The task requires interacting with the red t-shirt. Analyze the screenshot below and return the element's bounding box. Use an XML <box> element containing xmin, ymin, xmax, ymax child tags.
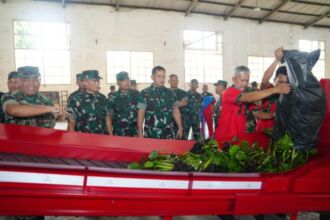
<box><xmin>214</xmin><ymin>87</ymin><xmax>246</xmax><ymax>143</ymax></box>
<box><xmin>256</xmin><ymin>84</ymin><xmax>277</xmax><ymax>132</ymax></box>
<box><xmin>256</xmin><ymin>99</ymin><xmax>277</xmax><ymax>132</ymax></box>
<box><xmin>214</xmin><ymin>87</ymin><xmax>270</xmax><ymax>148</ymax></box>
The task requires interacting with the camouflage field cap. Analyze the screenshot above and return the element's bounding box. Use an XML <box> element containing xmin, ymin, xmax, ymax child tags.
<box><xmin>76</xmin><ymin>73</ymin><xmax>84</xmax><ymax>81</ymax></box>
<box><xmin>214</xmin><ymin>80</ymin><xmax>228</xmax><ymax>88</ymax></box>
<box><xmin>8</xmin><ymin>71</ymin><xmax>19</xmax><ymax>80</ymax></box>
<box><xmin>83</xmin><ymin>70</ymin><xmax>102</xmax><ymax>80</ymax></box>
<box><xmin>116</xmin><ymin>71</ymin><xmax>129</xmax><ymax>81</ymax></box>
<box><xmin>130</xmin><ymin>79</ymin><xmax>137</xmax><ymax>85</ymax></box>
<box><xmin>17</xmin><ymin>66</ymin><xmax>40</xmax><ymax>78</ymax></box>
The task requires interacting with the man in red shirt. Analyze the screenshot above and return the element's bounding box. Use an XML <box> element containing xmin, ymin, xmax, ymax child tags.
<box><xmin>256</xmin><ymin>47</ymin><xmax>289</xmax><ymax>132</ymax></box>
<box><xmin>214</xmin><ymin>65</ymin><xmax>291</xmax><ymax>146</ymax></box>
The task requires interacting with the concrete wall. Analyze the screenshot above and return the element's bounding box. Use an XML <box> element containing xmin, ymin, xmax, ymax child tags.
<box><xmin>1</xmin><ymin>0</ymin><xmax>330</xmax><ymax>96</ymax></box>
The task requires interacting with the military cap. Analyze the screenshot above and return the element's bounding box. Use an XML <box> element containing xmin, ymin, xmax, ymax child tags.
<box><xmin>82</xmin><ymin>70</ymin><xmax>102</xmax><ymax>80</ymax></box>
<box><xmin>8</xmin><ymin>71</ymin><xmax>19</xmax><ymax>80</ymax></box>
<box><xmin>76</xmin><ymin>73</ymin><xmax>83</xmax><ymax>81</ymax></box>
<box><xmin>17</xmin><ymin>66</ymin><xmax>40</xmax><ymax>78</ymax></box>
<box><xmin>116</xmin><ymin>71</ymin><xmax>129</xmax><ymax>81</ymax></box>
<box><xmin>214</xmin><ymin>80</ymin><xmax>228</xmax><ymax>88</ymax></box>
<box><xmin>191</xmin><ymin>79</ymin><xmax>198</xmax><ymax>84</ymax></box>
<box><xmin>130</xmin><ymin>79</ymin><xmax>137</xmax><ymax>85</ymax></box>
<box><xmin>251</xmin><ymin>81</ymin><xmax>258</xmax><ymax>87</ymax></box>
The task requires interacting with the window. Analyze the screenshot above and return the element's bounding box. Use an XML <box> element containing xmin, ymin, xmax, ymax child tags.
<box><xmin>184</xmin><ymin>30</ymin><xmax>223</xmax><ymax>83</ymax></box>
<box><xmin>14</xmin><ymin>21</ymin><xmax>70</xmax><ymax>84</ymax></box>
<box><xmin>299</xmin><ymin>40</ymin><xmax>326</xmax><ymax>80</ymax></box>
<box><xmin>248</xmin><ymin>56</ymin><xmax>274</xmax><ymax>83</ymax></box>
<box><xmin>106</xmin><ymin>51</ymin><xmax>153</xmax><ymax>83</ymax></box>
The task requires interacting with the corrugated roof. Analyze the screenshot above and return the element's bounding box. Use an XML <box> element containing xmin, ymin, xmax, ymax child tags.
<box><xmin>31</xmin><ymin>0</ymin><xmax>330</xmax><ymax>29</ymax></box>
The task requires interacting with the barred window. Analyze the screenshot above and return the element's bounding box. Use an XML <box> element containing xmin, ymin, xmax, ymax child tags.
<box><xmin>184</xmin><ymin>30</ymin><xmax>223</xmax><ymax>83</ymax></box>
<box><xmin>106</xmin><ymin>51</ymin><xmax>153</xmax><ymax>83</ymax></box>
<box><xmin>14</xmin><ymin>21</ymin><xmax>70</xmax><ymax>84</ymax></box>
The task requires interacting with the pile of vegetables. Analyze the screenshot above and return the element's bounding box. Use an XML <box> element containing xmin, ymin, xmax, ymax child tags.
<box><xmin>128</xmin><ymin>134</ymin><xmax>317</xmax><ymax>173</ymax></box>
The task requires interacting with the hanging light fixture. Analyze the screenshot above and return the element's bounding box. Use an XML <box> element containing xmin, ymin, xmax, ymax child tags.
<box><xmin>253</xmin><ymin>0</ymin><xmax>261</xmax><ymax>11</ymax></box>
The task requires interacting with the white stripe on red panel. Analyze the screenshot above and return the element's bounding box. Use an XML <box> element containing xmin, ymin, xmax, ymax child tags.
<box><xmin>87</xmin><ymin>176</ymin><xmax>189</xmax><ymax>189</ymax></box>
<box><xmin>192</xmin><ymin>180</ymin><xmax>262</xmax><ymax>190</ymax></box>
<box><xmin>0</xmin><ymin>171</ymin><xmax>262</xmax><ymax>190</ymax></box>
<box><xmin>0</xmin><ymin>171</ymin><xmax>84</xmax><ymax>186</ymax></box>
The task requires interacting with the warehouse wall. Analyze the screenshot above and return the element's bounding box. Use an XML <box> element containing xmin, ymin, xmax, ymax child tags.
<box><xmin>1</xmin><ymin>0</ymin><xmax>330</xmax><ymax>96</ymax></box>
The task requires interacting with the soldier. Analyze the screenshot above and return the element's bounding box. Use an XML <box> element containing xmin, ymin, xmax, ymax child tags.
<box><xmin>0</xmin><ymin>92</ymin><xmax>5</xmax><ymax>123</ymax></box>
<box><xmin>201</xmin><ymin>84</ymin><xmax>214</xmax><ymax>97</ymax></box>
<box><xmin>67</xmin><ymin>70</ymin><xmax>108</xmax><ymax>134</ymax></box>
<box><xmin>68</xmin><ymin>73</ymin><xmax>85</xmax><ymax>102</ymax></box>
<box><xmin>251</xmin><ymin>81</ymin><xmax>259</xmax><ymax>91</ymax></box>
<box><xmin>106</xmin><ymin>71</ymin><xmax>144</xmax><ymax>136</ymax></box>
<box><xmin>255</xmin><ymin>47</ymin><xmax>289</xmax><ymax>132</ymax></box>
<box><xmin>213</xmin><ymin>80</ymin><xmax>227</xmax><ymax>129</ymax></box>
<box><xmin>183</xmin><ymin>79</ymin><xmax>203</xmax><ymax>140</ymax></box>
<box><xmin>130</xmin><ymin>80</ymin><xmax>138</xmax><ymax>91</ymax></box>
<box><xmin>108</xmin><ymin>85</ymin><xmax>116</xmax><ymax>99</ymax></box>
<box><xmin>1</xmin><ymin>66</ymin><xmax>62</xmax><ymax>128</ymax></box>
<box><xmin>67</xmin><ymin>73</ymin><xmax>85</xmax><ymax>130</ymax></box>
<box><xmin>169</xmin><ymin>74</ymin><xmax>188</xmax><ymax>107</ymax></box>
<box><xmin>137</xmin><ymin>66</ymin><xmax>183</xmax><ymax>139</ymax></box>
<box><xmin>7</xmin><ymin>71</ymin><xmax>20</xmax><ymax>93</ymax></box>
<box><xmin>243</xmin><ymin>85</ymin><xmax>259</xmax><ymax>133</ymax></box>
<box><xmin>168</xmin><ymin>74</ymin><xmax>189</xmax><ymax>138</ymax></box>
<box><xmin>1</xmin><ymin>71</ymin><xmax>21</xmax><ymax>123</ymax></box>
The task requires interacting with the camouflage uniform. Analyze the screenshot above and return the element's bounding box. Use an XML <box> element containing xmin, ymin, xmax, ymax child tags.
<box><xmin>1</xmin><ymin>71</ymin><xmax>21</xmax><ymax>123</ymax></box>
<box><xmin>1</xmin><ymin>90</ymin><xmax>55</xmax><ymax>128</ymax></box>
<box><xmin>68</xmin><ymin>89</ymin><xmax>83</xmax><ymax>103</ymax></box>
<box><xmin>0</xmin><ymin>92</ymin><xmax>5</xmax><ymax>123</ymax></box>
<box><xmin>68</xmin><ymin>91</ymin><xmax>108</xmax><ymax>134</ymax></box>
<box><xmin>171</xmin><ymin>88</ymin><xmax>188</xmax><ymax>109</ymax></box>
<box><xmin>107</xmin><ymin>91</ymin><xmax>115</xmax><ymax>99</ymax></box>
<box><xmin>68</xmin><ymin>70</ymin><xmax>108</xmax><ymax>134</ymax></box>
<box><xmin>241</xmin><ymin>86</ymin><xmax>257</xmax><ymax>133</ymax></box>
<box><xmin>68</xmin><ymin>73</ymin><xmax>84</xmax><ymax>106</ymax></box>
<box><xmin>67</xmin><ymin>89</ymin><xmax>84</xmax><ymax>131</ymax></box>
<box><xmin>108</xmin><ymin>89</ymin><xmax>144</xmax><ymax>136</ymax></box>
<box><xmin>171</xmin><ymin>88</ymin><xmax>188</xmax><ymax>135</ymax></box>
<box><xmin>182</xmin><ymin>90</ymin><xmax>203</xmax><ymax>140</ymax></box>
<box><xmin>140</xmin><ymin>84</ymin><xmax>178</xmax><ymax>139</ymax></box>
<box><xmin>201</xmin><ymin>92</ymin><xmax>213</xmax><ymax>97</ymax></box>
<box><xmin>1</xmin><ymin>66</ymin><xmax>56</xmax><ymax>128</ymax></box>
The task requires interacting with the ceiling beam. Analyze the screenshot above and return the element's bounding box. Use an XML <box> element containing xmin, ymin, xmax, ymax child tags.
<box><xmin>198</xmin><ymin>0</ymin><xmax>330</xmax><ymax>18</ymax></box>
<box><xmin>33</xmin><ymin>0</ymin><xmax>330</xmax><ymax>19</ymax></box>
<box><xmin>115</xmin><ymin>0</ymin><xmax>120</xmax><ymax>11</ymax></box>
<box><xmin>224</xmin><ymin>0</ymin><xmax>246</xmax><ymax>21</ymax></box>
<box><xmin>304</xmin><ymin>9</ymin><xmax>330</xmax><ymax>29</ymax></box>
<box><xmin>32</xmin><ymin>0</ymin><xmax>330</xmax><ymax>29</ymax></box>
<box><xmin>291</xmin><ymin>0</ymin><xmax>330</xmax><ymax>7</ymax></box>
<box><xmin>185</xmin><ymin>0</ymin><xmax>199</xmax><ymax>16</ymax></box>
<box><xmin>259</xmin><ymin>0</ymin><xmax>291</xmax><ymax>24</ymax></box>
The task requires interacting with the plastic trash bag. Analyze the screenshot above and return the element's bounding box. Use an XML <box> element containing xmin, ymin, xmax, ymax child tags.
<box><xmin>272</xmin><ymin>49</ymin><xmax>326</xmax><ymax>150</ymax></box>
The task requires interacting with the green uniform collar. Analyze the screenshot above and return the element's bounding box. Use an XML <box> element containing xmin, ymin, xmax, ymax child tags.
<box><xmin>24</xmin><ymin>94</ymin><xmax>38</xmax><ymax>102</ymax></box>
<box><xmin>151</xmin><ymin>84</ymin><xmax>165</xmax><ymax>89</ymax></box>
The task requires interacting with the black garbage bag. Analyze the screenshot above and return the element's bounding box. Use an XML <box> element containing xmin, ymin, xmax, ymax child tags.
<box><xmin>272</xmin><ymin>49</ymin><xmax>326</xmax><ymax>150</ymax></box>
